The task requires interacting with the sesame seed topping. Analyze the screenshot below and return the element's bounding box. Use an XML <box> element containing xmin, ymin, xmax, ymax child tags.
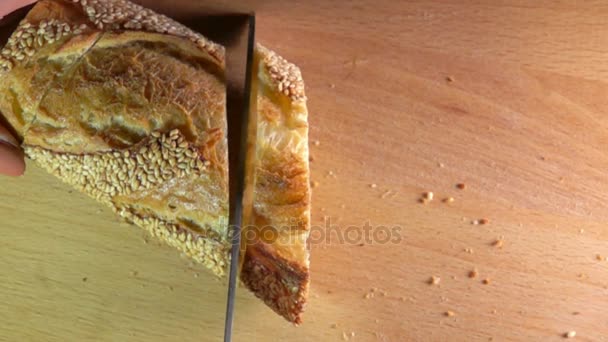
<box><xmin>25</xmin><ymin>130</ymin><xmax>209</xmax><ymax>205</ymax></box>
<box><xmin>0</xmin><ymin>19</ymin><xmax>81</xmax><ymax>72</ymax></box>
<box><xmin>69</xmin><ymin>0</ymin><xmax>224</xmax><ymax>62</ymax></box>
<box><xmin>24</xmin><ymin>130</ymin><xmax>230</xmax><ymax>276</ymax></box>
<box><xmin>258</xmin><ymin>44</ymin><xmax>306</xmax><ymax>102</ymax></box>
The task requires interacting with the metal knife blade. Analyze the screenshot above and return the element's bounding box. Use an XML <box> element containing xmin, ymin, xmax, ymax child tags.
<box><xmin>223</xmin><ymin>14</ymin><xmax>256</xmax><ymax>342</ymax></box>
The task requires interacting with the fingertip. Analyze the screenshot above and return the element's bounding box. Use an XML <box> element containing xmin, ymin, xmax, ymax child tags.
<box><xmin>0</xmin><ymin>142</ymin><xmax>25</xmax><ymax>177</ymax></box>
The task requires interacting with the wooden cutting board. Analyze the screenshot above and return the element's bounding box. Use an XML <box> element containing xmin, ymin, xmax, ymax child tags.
<box><xmin>3</xmin><ymin>1</ymin><xmax>608</xmax><ymax>341</ymax></box>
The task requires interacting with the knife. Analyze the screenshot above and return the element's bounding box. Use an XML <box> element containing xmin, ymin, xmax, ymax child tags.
<box><xmin>223</xmin><ymin>14</ymin><xmax>256</xmax><ymax>342</ymax></box>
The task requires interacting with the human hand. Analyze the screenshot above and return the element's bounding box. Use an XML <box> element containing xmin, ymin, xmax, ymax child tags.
<box><xmin>0</xmin><ymin>0</ymin><xmax>35</xmax><ymax>176</ymax></box>
<box><xmin>0</xmin><ymin>125</ymin><xmax>24</xmax><ymax>176</ymax></box>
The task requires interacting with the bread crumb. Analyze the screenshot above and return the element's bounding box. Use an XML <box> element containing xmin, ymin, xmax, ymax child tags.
<box><xmin>330</xmin><ymin>83</ymin><xmax>336</xmax><ymax>89</ymax></box>
<box><xmin>381</xmin><ymin>190</ymin><xmax>392</xmax><ymax>199</ymax></box>
<box><xmin>491</xmin><ymin>309</ymin><xmax>497</xmax><ymax>314</ymax></box>
<box><xmin>456</xmin><ymin>183</ymin><xmax>466</xmax><ymax>190</ymax></box>
<box><xmin>311</xmin><ymin>181</ymin><xmax>320</xmax><ymax>188</ymax></box>
<box><xmin>423</xmin><ymin>191</ymin><xmax>434</xmax><ymax>201</ymax></box>
<box><xmin>446</xmin><ymin>76</ymin><xmax>454</xmax><ymax>82</ymax></box>
<box><xmin>445</xmin><ymin>310</ymin><xmax>455</xmax><ymax>317</ymax></box>
<box><xmin>579</xmin><ymin>229</ymin><xmax>585</xmax><ymax>234</ymax></box>
<box><xmin>194</xmin><ymin>273</ymin><xmax>199</xmax><ymax>278</ymax></box>
<box><xmin>309</xmin><ymin>155</ymin><xmax>314</xmax><ymax>162</ymax></box>
<box><xmin>443</xmin><ymin>197</ymin><xmax>455</xmax><ymax>203</ymax></box>
<box><xmin>438</xmin><ymin>162</ymin><xmax>445</xmax><ymax>168</ymax></box>
<box><xmin>464</xmin><ymin>247</ymin><xmax>474</xmax><ymax>254</ymax></box>
<box><xmin>370</xmin><ymin>183</ymin><xmax>377</xmax><ymax>188</ymax></box>
<box><xmin>596</xmin><ymin>254</ymin><xmax>605</xmax><ymax>261</ymax></box>
<box><xmin>492</xmin><ymin>239</ymin><xmax>504</xmax><ymax>248</ymax></box>
<box><xmin>313</xmin><ymin>140</ymin><xmax>321</xmax><ymax>146</ymax></box>
<box><xmin>572</xmin><ymin>312</ymin><xmax>580</xmax><ymax>315</ymax></box>
<box><xmin>472</xmin><ymin>218</ymin><xmax>489</xmax><ymax>225</ymax></box>
<box><xmin>469</xmin><ymin>269</ymin><xmax>478</xmax><ymax>278</ymax></box>
<box><xmin>351</xmin><ymin>332</ymin><xmax>356</xmax><ymax>337</ymax></box>
<box><xmin>482</xmin><ymin>278</ymin><xmax>490</xmax><ymax>285</ymax></box>
<box><xmin>429</xmin><ymin>276</ymin><xmax>441</xmax><ymax>285</ymax></box>
<box><xmin>565</xmin><ymin>331</ymin><xmax>576</xmax><ymax>338</ymax></box>
<box><xmin>331</xmin><ymin>323</ymin><xmax>338</xmax><ymax>329</ymax></box>
<box><xmin>342</xmin><ymin>331</ymin><xmax>349</xmax><ymax>340</ymax></box>
<box><xmin>82</xmin><ymin>277</ymin><xmax>88</xmax><ymax>282</ymax></box>
<box><xmin>374</xmin><ymin>318</ymin><xmax>380</xmax><ymax>323</ymax></box>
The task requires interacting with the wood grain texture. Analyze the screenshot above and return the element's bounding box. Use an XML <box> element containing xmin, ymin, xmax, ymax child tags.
<box><xmin>2</xmin><ymin>0</ymin><xmax>608</xmax><ymax>341</ymax></box>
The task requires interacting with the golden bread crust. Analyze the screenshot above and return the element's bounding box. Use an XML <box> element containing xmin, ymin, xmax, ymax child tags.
<box><xmin>0</xmin><ymin>0</ymin><xmax>310</xmax><ymax>324</ymax></box>
<box><xmin>238</xmin><ymin>46</ymin><xmax>311</xmax><ymax>323</ymax></box>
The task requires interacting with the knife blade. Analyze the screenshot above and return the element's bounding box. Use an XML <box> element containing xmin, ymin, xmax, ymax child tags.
<box><xmin>223</xmin><ymin>14</ymin><xmax>256</xmax><ymax>342</ymax></box>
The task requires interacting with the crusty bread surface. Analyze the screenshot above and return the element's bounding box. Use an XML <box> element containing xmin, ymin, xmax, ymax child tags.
<box><xmin>0</xmin><ymin>0</ymin><xmax>310</xmax><ymax>324</ymax></box>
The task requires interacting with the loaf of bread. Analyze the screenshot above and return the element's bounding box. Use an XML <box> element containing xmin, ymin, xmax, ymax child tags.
<box><xmin>0</xmin><ymin>0</ymin><xmax>310</xmax><ymax>324</ymax></box>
